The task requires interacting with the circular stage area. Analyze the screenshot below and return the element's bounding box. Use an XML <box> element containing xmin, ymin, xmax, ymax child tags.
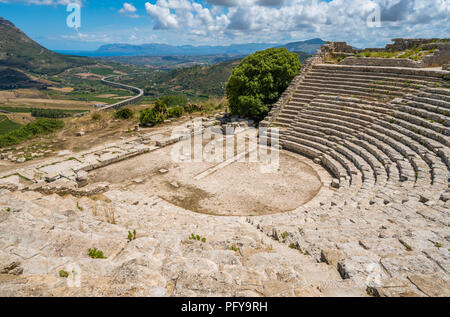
<box><xmin>90</xmin><ymin>142</ymin><xmax>326</xmax><ymax>216</ymax></box>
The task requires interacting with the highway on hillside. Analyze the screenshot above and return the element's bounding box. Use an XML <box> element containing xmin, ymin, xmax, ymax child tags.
<box><xmin>99</xmin><ymin>75</ymin><xmax>144</xmax><ymax>111</ymax></box>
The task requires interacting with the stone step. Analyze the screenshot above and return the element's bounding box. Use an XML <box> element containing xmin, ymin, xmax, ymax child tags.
<box><xmin>394</xmin><ymin>103</ymin><xmax>450</xmax><ymax>127</ymax></box>
<box><xmin>392</xmin><ymin>111</ymin><xmax>450</xmax><ymax>137</ymax></box>
<box><xmin>306</xmin><ymin>71</ymin><xmax>440</xmax><ymax>87</ymax></box>
<box><xmin>304</xmin><ymin>77</ymin><xmax>415</xmax><ymax>94</ymax></box>
<box><xmin>410</xmin><ymin>95</ymin><xmax>450</xmax><ymax>110</ymax></box>
<box><xmin>312</xmin><ymin>64</ymin><xmax>447</xmax><ymax>80</ymax></box>
<box><xmin>299</xmin><ymin>82</ymin><xmax>404</xmax><ymax>98</ymax></box>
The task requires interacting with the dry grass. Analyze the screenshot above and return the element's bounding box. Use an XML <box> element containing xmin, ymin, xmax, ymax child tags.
<box><xmin>92</xmin><ymin>203</ymin><xmax>116</xmax><ymax>224</ymax></box>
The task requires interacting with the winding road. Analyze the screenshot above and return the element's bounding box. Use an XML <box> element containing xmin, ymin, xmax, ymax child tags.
<box><xmin>98</xmin><ymin>75</ymin><xmax>144</xmax><ymax>111</ymax></box>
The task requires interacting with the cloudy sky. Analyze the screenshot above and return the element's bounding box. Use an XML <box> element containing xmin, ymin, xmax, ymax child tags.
<box><xmin>0</xmin><ymin>0</ymin><xmax>448</xmax><ymax>50</ymax></box>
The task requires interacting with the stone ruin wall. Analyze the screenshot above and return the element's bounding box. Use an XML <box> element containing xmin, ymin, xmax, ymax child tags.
<box><xmin>339</xmin><ymin>38</ymin><xmax>450</xmax><ymax>68</ymax></box>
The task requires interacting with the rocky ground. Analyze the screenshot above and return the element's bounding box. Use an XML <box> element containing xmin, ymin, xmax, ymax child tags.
<box><xmin>0</xmin><ymin>115</ymin><xmax>447</xmax><ymax>297</ymax></box>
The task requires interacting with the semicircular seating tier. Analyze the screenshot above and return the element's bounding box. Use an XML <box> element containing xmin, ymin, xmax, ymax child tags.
<box><xmin>256</xmin><ymin>63</ymin><xmax>450</xmax><ymax>296</ymax></box>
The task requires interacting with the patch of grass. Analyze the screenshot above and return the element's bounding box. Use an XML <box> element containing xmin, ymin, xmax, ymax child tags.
<box><xmin>76</xmin><ymin>202</ymin><xmax>83</xmax><ymax>211</ymax></box>
<box><xmin>88</xmin><ymin>248</ymin><xmax>107</xmax><ymax>259</ymax></box>
<box><xmin>0</xmin><ymin>118</ymin><xmax>64</xmax><ymax>148</ymax></box>
<box><xmin>189</xmin><ymin>233</ymin><xmax>206</xmax><ymax>243</ymax></box>
<box><xmin>230</xmin><ymin>245</ymin><xmax>240</xmax><ymax>252</ymax></box>
<box><xmin>127</xmin><ymin>230</ymin><xmax>137</xmax><ymax>242</ymax></box>
<box><xmin>281</xmin><ymin>231</ymin><xmax>289</xmax><ymax>240</ymax></box>
<box><xmin>434</xmin><ymin>242</ymin><xmax>443</xmax><ymax>248</ymax></box>
<box><xmin>59</xmin><ymin>270</ymin><xmax>69</xmax><ymax>278</ymax></box>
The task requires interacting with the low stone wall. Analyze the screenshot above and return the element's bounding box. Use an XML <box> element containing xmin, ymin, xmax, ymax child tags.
<box><xmin>386</xmin><ymin>38</ymin><xmax>450</xmax><ymax>51</ymax></box>
<box><xmin>328</xmin><ymin>64</ymin><xmax>450</xmax><ymax>79</ymax></box>
<box><xmin>340</xmin><ymin>57</ymin><xmax>421</xmax><ymax>68</ymax></box>
<box><xmin>340</xmin><ymin>50</ymin><xmax>450</xmax><ymax>69</ymax></box>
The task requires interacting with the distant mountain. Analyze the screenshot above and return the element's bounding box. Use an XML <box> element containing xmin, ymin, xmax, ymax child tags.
<box><xmin>278</xmin><ymin>38</ymin><xmax>326</xmax><ymax>54</ymax></box>
<box><xmin>0</xmin><ymin>17</ymin><xmax>92</xmax><ymax>75</ymax></box>
<box><xmin>72</xmin><ymin>38</ymin><xmax>326</xmax><ymax>57</ymax></box>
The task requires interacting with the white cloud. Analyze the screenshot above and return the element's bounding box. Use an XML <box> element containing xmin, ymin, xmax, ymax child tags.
<box><xmin>141</xmin><ymin>0</ymin><xmax>449</xmax><ymax>48</ymax></box>
<box><xmin>119</xmin><ymin>2</ymin><xmax>139</xmax><ymax>18</ymax></box>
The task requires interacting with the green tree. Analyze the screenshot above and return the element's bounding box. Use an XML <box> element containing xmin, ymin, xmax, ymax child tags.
<box><xmin>226</xmin><ymin>48</ymin><xmax>301</xmax><ymax>121</ymax></box>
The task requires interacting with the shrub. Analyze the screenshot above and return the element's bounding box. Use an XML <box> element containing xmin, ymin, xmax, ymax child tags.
<box><xmin>153</xmin><ymin>99</ymin><xmax>168</xmax><ymax>116</ymax></box>
<box><xmin>226</xmin><ymin>47</ymin><xmax>301</xmax><ymax>121</ymax></box>
<box><xmin>0</xmin><ymin>118</ymin><xmax>64</xmax><ymax>148</ymax></box>
<box><xmin>91</xmin><ymin>112</ymin><xmax>102</xmax><ymax>121</ymax></box>
<box><xmin>59</xmin><ymin>270</ymin><xmax>69</xmax><ymax>278</ymax></box>
<box><xmin>88</xmin><ymin>248</ymin><xmax>107</xmax><ymax>259</ymax></box>
<box><xmin>114</xmin><ymin>108</ymin><xmax>133</xmax><ymax>120</ymax></box>
<box><xmin>168</xmin><ymin>106</ymin><xmax>184</xmax><ymax>118</ymax></box>
<box><xmin>183</xmin><ymin>103</ymin><xmax>202</xmax><ymax>113</ymax></box>
<box><xmin>139</xmin><ymin>108</ymin><xmax>166</xmax><ymax>126</ymax></box>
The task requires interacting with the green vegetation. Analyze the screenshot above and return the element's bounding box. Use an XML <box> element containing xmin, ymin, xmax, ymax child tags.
<box><xmin>76</xmin><ymin>202</ymin><xmax>83</xmax><ymax>211</ymax></box>
<box><xmin>139</xmin><ymin>107</ymin><xmax>166</xmax><ymax>126</ymax></box>
<box><xmin>355</xmin><ymin>51</ymin><xmax>399</xmax><ymax>58</ymax></box>
<box><xmin>88</xmin><ymin>248</ymin><xmax>107</xmax><ymax>259</ymax></box>
<box><xmin>0</xmin><ymin>118</ymin><xmax>64</xmax><ymax>148</ymax></box>
<box><xmin>114</xmin><ymin>108</ymin><xmax>134</xmax><ymax>120</ymax></box>
<box><xmin>127</xmin><ymin>230</ymin><xmax>137</xmax><ymax>242</ymax></box>
<box><xmin>230</xmin><ymin>245</ymin><xmax>240</xmax><ymax>252</ymax></box>
<box><xmin>281</xmin><ymin>231</ymin><xmax>289</xmax><ymax>240</ymax></box>
<box><xmin>31</xmin><ymin>108</ymin><xmax>82</xmax><ymax>119</ymax></box>
<box><xmin>189</xmin><ymin>233</ymin><xmax>206</xmax><ymax>243</ymax></box>
<box><xmin>59</xmin><ymin>270</ymin><xmax>69</xmax><ymax>278</ymax></box>
<box><xmin>88</xmin><ymin>67</ymin><xmax>115</xmax><ymax>76</ymax></box>
<box><xmin>159</xmin><ymin>95</ymin><xmax>188</xmax><ymax>107</ymax></box>
<box><xmin>117</xmin><ymin>59</ymin><xmax>241</xmax><ymax>101</ymax></box>
<box><xmin>0</xmin><ymin>67</ymin><xmax>45</xmax><ymax>89</ymax></box>
<box><xmin>226</xmin><ymin>48</ymin><xmax>301</xmax><ymax>121</ymax></box>
<box><xmin>167</xmin><ymin>106</ymin><xmax>184</xmax><ymax>118</ymax></box>
<box><xmin>355</xmin><ymin>46</ymin><xmax>435</xmax><ymax>61</ymax></box>
<box><xmin>435</xmin><ymin>242</ymin><xmax>443</xmax><ymax>248</ymax></box>
<box><xmin>0</xmin><ymin>115</ymin><xmax>22</xmax><ymax>135</ymax></box>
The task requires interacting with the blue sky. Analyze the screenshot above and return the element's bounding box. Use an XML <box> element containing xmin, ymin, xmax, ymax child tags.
<box><xmin>0</xmin><ymin>0</ymin><xmax>448</xmax><ymax>51</ymax></box>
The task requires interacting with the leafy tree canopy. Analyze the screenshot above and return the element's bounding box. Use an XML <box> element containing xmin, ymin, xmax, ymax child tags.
<box><xmin>226</xmin><ymin>48</ymin><xmax>301</xmax><ymax>121</ymax></box>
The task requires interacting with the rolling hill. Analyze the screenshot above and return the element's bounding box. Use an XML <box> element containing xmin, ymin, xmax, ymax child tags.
<box><xmin>0</xmin><ymin>17</ymin><xmax>93</xmax><ymax>76</ymax></box>
<box><xmin>115</xmin><ymin>51</ymin><xmax>311</xmax><ymax>99</ymax></box>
